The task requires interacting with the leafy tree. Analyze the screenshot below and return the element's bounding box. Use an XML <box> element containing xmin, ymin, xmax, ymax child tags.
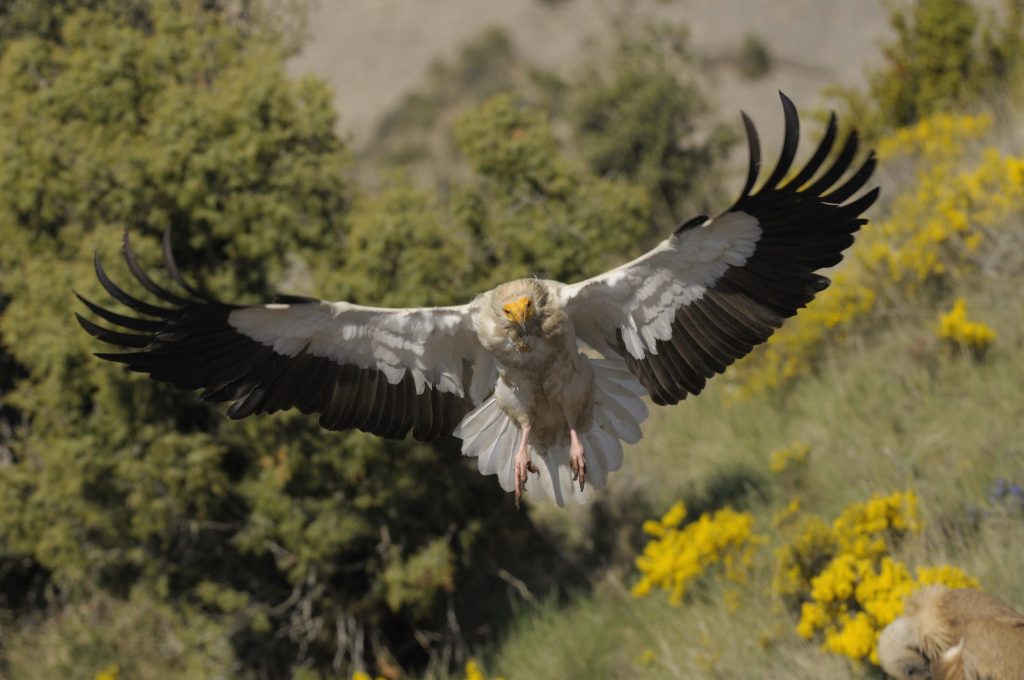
<box><xmin>453</xmin><ymin>94</ymin><xmax>651</xmax><ymax>287</ymax></box>
<box><xmin>738</xmin><ymin>33</ymin><xmax>774</xmax><ymax>80</ymax></box>
<box><xmin>0</xmin><ymin>1</ymin><xmax>352</xmax><ymax>675</ymax></box>
<box><xmin>0</xmin><ymin>2</ymin><xmax>660</xmax><ymax>677</ymax></box>
<box><xmin>568</xmin><ymin>25</ymin><xmax>736</xmax><ymax>230</ymax></box>
<box><xmin>341</xmin><ymin>180</ymin><xmax>471</xmax><ymax>307</ymax></box>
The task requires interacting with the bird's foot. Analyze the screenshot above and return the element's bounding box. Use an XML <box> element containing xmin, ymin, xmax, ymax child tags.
<box><xmin>514</xmin><ymin>448</ymin><xmax>538</xmax><ymax>509</ymax></box>
<box><xmin>569</xmin><ymin>433</ymin><xmax>586</xmax><ymax>492</ymax></box>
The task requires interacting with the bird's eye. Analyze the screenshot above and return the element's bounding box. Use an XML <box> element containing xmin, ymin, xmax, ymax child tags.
<box><xmin>526</xmin><ymin>300</ymin><xmax>533</xmax><ymax>309</ymax></box>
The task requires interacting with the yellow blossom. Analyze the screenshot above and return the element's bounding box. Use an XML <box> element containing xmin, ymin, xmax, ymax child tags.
<box><xmin>633</xmin><ymin>504</ymin><xmax>765</xmax><ymax>604</ymax></box>
<box><xmin>938</xmin><ymin>297</ymin><xmax>996</xmax><ymax>354</ymax></box>
<box><xmin>634</xmin><ymin>649</ymin><xmax>656</xmax><ymax>668</ymax></box>
<box><xmin>769</xmin><ymin>441</ymin><xmax>810</xmax><ymax>474</ymax></box>
<box><xmin>463</xmin><ymin>659</ymin><xmax>505</xmax><ymax>680</ymax></box>
<box><xmin>465</xmin><ymin>659</ymin><xmax>485</xmax><ymax>680</ymax></box>
<box><xmin>916</xmin><ymin>565</ymin><xmax>979</xmax><ymax>589</ymax></box>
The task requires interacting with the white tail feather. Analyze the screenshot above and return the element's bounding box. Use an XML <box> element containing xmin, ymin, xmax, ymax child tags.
<box><xmin>582</xmin><ymin>432</ymin><xmax>608</xmax><ymax>488</ymax></box>
<box><xmin>479</xmin><ymin>420</ymin><xmax>515</xmax><ymax>477</ymax></box>
<box><xmin>455</xmin><ymin>361</ymin><xmax>648</xmax><ymax>506</ymax></box>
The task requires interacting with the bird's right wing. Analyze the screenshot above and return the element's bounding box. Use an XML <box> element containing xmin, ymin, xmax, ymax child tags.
<box><xmin>76</xmin><ymin>232</ymin><xmax>496</xmax><ymax>441</ymax></box>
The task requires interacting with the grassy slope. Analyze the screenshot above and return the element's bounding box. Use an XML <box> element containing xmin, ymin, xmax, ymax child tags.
<box><xmin>480</xmin><ymin>232</ymin><xmax>1024</xmax><ymax>679</ymax></box>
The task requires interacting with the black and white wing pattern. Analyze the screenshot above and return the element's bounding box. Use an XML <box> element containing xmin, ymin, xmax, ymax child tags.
<box><xmin>559</xmin><ymin>92</ymin><xmax>879</xmax><ymax>405</ymax></box>
<box><xmin>76</xmin><ymin>231</ymin><xmax>495</xmax><ymax>441</ymax></box>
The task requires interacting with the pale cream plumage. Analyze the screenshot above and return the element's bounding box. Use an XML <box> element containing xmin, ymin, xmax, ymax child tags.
<box><xmin>878</xmin><ymin>586</ymin><xmax>1024</xmax><ymax>680</ymax></box>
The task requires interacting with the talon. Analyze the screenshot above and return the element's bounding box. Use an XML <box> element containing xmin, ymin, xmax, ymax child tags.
<box><xmin>570</xmin><ymin>455</ymin><xmax>586</xmax><ymax>491</ymax></box>
<box><xmin>513</xmin><ymin>426</ymin><xmax>534</xmax><ymax>510</ymax></box>
<box><xmin>568</xmin><ymin>426</ymin><xmax>586</xmax><ymax>492</ymax></box>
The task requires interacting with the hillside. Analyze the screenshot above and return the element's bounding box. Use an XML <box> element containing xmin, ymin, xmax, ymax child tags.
<box><xmin>288</xmin><ymin>0</ymin><xmax>888</xmax><ymax>151</ymax></box>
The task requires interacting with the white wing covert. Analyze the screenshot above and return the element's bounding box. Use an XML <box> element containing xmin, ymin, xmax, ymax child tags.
<box><xmin>76</xmin><ymin>231</ymin><xmax>495</xmax><ymax>441</ymax></box>
<box><xmin>560</xmin><ymin>93</ymin><xmax>879</xmax><ymax>405</ymax></box>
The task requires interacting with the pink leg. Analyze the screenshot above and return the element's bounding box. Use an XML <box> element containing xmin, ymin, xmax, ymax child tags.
<box><xmin>569</xmin><ymin>426</ymin><xmax>586</xmax><ymax>491</ymax></box>
<box><xmin>513</xmin><ymin>425</ymin><xmax>537</xmax><ymax>508</ymax></box>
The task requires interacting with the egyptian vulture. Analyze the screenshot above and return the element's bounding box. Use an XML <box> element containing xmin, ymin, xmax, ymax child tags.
<box><xmin>77</xmin><ymin>93</ymin><xmax>877</xmax><ymax>506</ymax></box>
<box><xmin>878</xmin><ymin>585</ymin><xmax>1024</xmax><ymax>680</ymax></box>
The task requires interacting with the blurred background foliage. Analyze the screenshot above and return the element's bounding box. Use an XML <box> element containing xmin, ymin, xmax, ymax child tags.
<box><xmin>0</xmin><ymin>0</ymin><xmax>1023</xmax><ymax>679</ymax></box>
<box><xmin>830</xmin><ymin>0</ymin><xmax>1024</xmax><ymax>140</ymax></box>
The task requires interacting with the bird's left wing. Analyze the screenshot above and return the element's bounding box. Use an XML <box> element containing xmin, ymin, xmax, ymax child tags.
<box><xmin>76</xmin><ymin>231</ymin><xmax>495</xmax><ymax>441</ymax></box>
<box><xmin>559</xmin><ymin>93</ymin><xmax>879</xmax><ymax>405</ymax></box>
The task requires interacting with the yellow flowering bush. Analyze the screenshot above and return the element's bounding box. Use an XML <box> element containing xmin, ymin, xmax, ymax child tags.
<box><xmin>776</xmin><ymin>490</ymin><xmax>977</xmax><ymax>667</ymax></box>
<box><xmin>351</xmin><ymin>672</ymin><xmax>385</xmax><ymax>680</ymax></box>
<box><xmin>775</xmin><ymin>491</ymin><xmax>919</xmax><ymax>609</ymax></box>
<box><xmin>773</xmin><ymin>515</ymin><xmax>838</xmax><ymax>611</ymax></box>
<box><xmin>464</xmin><ymin>658</ymin><xmax>505</xmax><ymax>680</ymax></box>
<box><xmin>731</xmin><ymin>111</ymin><xmax>1024</xmax><ymax>397</ymax></box>
<box><xmin>632</xmin><ymin>501</ymin><xmax>765</xmax><ymax>604</ymax></box>
<box><xmin>769</xmin><ymin>441</ymin><xmax>810</xmax><ymax>474</ymax></box>
<box><xmin>938</xmin><ymin>297</ymin><xmax>996</xmax><ymax>355</ymax></box>
<box><xmin>634</xmin><ymin>488</ymin><xmax>979</xmax><ymax>669</ymax></box>
<box><xmin>94</xmin><ymin>666</ymin><xmax>120</xmax><ymax>680</ymax></box>
<box><xmin>876</xmin><ymin>112</ymin><xmax>991</xmax><ymax>163</ymax></box>
<box><xmin>831</xmin><ymin>490</ymin><xmax>921</xmax><ymax>558</ymax></box>
<box><xmin>772</xmin><ymin>496</ymin><xmax>802</xmax><ymax>528</ymax></box>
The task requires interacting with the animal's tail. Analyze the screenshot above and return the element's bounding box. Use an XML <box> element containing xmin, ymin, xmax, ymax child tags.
<box><xmin>453</xmin><ymin>359</ymin><xmax>649</xmax><ymax>506</ymax></box>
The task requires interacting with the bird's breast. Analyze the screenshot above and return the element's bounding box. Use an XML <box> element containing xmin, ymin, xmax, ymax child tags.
<box><xmin>493</xmin><ymin>340</ymin><xmax>596</xmax><ymax>444</ymax></box>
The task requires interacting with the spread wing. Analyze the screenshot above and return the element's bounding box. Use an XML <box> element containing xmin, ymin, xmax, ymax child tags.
<box><xmin>76</xmin><ymin>231</ymin><xmax>496</xmax><ymax>441</ymax></box>
<box><xmin>559</xmin><ymin>92</ymin><xmax>879</xmax><ymax>405</ymax></box>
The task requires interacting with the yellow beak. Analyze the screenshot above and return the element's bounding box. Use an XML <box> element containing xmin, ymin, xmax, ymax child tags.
<box><xmin>503</xmin><ymin>297</ymin><xmax>533</xmax><ymax>325</ymax></box>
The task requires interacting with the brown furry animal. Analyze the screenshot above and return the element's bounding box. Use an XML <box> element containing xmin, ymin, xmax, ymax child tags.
<box><xmin>878</xmin><ymin>586</ymin><xmax>1024</xmax><ymax>680</ymax></box>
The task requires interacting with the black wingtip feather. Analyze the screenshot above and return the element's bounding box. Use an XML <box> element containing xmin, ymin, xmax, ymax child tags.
<box><xmin>739</xmin><ymin>111</ymin><xmax>762</xmax><ymax>198</ymax></box>
<box><xmin>162</xmin><ymin>227</ymin><xmax>215</xmax><ymax>302</ymax></box>
<box><xmin>75</xmin><ymin>292</ymin><xmax>164</xmax><ymax>332</ymax></box>
<box><xmin>822</xmin><ymin>152</ymin><xmax>877</xmax><ymax>204</ymax></box>
<box><xmin>75</xmin><ymin>313</ymin><xmax>154</xmax><ymax>348</ymax></box>
<box><xmin>122</xmin><ymin>231</ymin><xmax>192</xmax><ymax>306</ymax></box>
<box><xmin>94</xmin><ymin>351</ymin><xmax>145</xmax><ymax>365</ymax></box>
<box><xmin>94</xmin><ymin>253</ymin><xmax>180</xmax><ymax>319</ymax></box>
<box><xmin>805</xmin><ymin>129</ymin><xmax>860</xmax><ymax>196</ymax></box>
<box><xmin>783</xmin><ymin>111</ymin><xmax>838</xmax><ymax>191</ymax></box>
<box><xmin>762</xmin><ymin>92</ymin><xmax>800</xmax><ymax>190</ymax></box>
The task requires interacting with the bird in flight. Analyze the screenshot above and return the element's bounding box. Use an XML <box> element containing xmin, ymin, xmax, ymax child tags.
<box><xmin>77</xmin><ymin>93</ymin><xmax>878</xmax><ymax>507</ymax></box>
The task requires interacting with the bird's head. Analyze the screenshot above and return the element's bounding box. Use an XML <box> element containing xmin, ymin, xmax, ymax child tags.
<box><xmin>499</xmin><ymin>295</ymin><xmax>540</xmax><ymax>352</ymax></box>
<box><xmin>490</xmin><ymin>279</ymin><xmax>553</xmax><ymax>351</ymax></box>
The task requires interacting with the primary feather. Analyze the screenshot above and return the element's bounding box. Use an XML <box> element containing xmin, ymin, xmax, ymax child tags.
<box><xmin>77</xmin><ymin>92</ymin><xmax>878</xmax><ymax>506</ymax></box>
